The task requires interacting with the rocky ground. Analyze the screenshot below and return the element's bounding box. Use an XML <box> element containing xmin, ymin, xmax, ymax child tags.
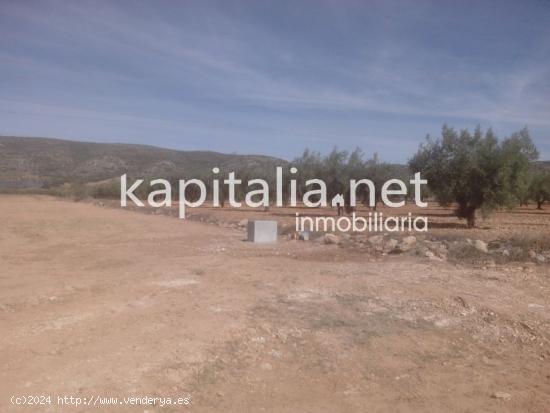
<box><xmin>102</xmin><ymin>197</ymin><xmax>550</xmax><ymax>269</ymax></box>
<box><xmin>1</xmin><ymin>195</ymin><xmax>549</xmax><ymax>412</ymax></box>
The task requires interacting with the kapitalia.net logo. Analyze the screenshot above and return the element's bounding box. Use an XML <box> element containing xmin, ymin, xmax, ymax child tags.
<box><xmin>120</xmin><ymin>167</ymin><xmax>429</xmax><ymax>233</ymax></box>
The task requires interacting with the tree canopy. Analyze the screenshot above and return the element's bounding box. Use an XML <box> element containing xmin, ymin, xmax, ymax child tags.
<box><xmin>529</xmin><ymin>168</ymin><xmax>550</xmax><ymax>209</ymax></box>
<box><xmin>409</xmin><ymin>125</ymin><xmax>538</xmax><ymax>227</ymax></box>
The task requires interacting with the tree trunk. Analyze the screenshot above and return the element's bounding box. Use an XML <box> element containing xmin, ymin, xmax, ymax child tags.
<box><xmin>343</xmin><ymin>189</ymin><xmax>354</xmax><ymax>214</ymax></box>
<box><xmin>466</xmin><ymin>207</ymin><xmax>476</xmax><ymax>228</ymax></box>
<box><xmin>537</xmin><ymin>200</ymin><xmax>544</xmax><ymax>210</ymax></box>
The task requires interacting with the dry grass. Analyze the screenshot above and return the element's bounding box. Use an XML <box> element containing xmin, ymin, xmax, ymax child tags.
<box><xmin>508</xmin><ymin>233</ymin><xmax>550</xmax><ymax>253</ymax></box>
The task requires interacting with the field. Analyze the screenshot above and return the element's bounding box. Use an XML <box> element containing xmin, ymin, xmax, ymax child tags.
<box><xmin>1</xmin><ymin>195</ymin><xmax>549</xmax><ymax>412</ymax></box>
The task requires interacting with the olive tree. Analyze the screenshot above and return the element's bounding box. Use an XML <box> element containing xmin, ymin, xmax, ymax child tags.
<box><xmin>293</xmin><ymin>148</ymin><xmax>351</xmax><ymax>213</ymax></box>
<box><xmin>409</xmin><ymin>125</ymin><xmax>538</xmax><ymax>228</ymax></box>
<box><xmin>529</xmin><ymin>169</ymin><xmax>550</xmax><ymax>209</ymax></box>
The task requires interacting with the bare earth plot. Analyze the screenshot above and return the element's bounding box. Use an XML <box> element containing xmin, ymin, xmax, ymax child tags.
<box><xmin>1</xmin><ymin>195</ymin><xmax>549</xmax><ymax>412</ymax></box>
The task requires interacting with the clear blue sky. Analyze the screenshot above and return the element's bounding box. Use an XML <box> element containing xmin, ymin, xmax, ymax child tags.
<box><xmin>1</xmin><ymin>0</ymin><xmax>549</xmax><ymax>162</ymax></box>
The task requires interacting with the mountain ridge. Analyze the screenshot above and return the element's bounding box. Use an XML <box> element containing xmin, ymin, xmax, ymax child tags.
<box><xmin>0</xmin><ymin>136</ymin><xmax>286</xmax><ymax>189</ymax></box>
<box><xmin>1</xmin><ymin>135</ymin><xmax>547</xmax><ymax>190</ymax></box>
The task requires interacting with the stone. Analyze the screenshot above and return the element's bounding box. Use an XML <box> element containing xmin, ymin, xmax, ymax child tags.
<box><xmin>434</xmin><ymin>318</ymin><xmax>452</xmax><ymax>328</ymax></box>
<box><xmin>390</xmin><ymin>246</ymin><xmax>404</xmax><ymax>254</ymax></box>
<box><xmin>394</xmin><ymin>241</ymin><xmax>414</xmax><ymax>253</ymax></box>
<box><xmin>386</xmin><ymin>239</ymin><xmax>399</xmax><ymax>250</ymax></box>
<box><xmin>324</xmin><ymin>233</ymin><xmax>340</xmax><ymax>245</ymax></box>
<box><xmin>260</xmin><ymin>362</ymin><xmax>273</xmax><ymax>370</ymax></box>
<box><xmin>425</xmin><ymin>250</ymin><xmax>435</xmax><ymax>259</ymax></box>
<box><xmin>402</xmin><ymin>236</ymin><xmax>417</xmax><ymax>245</ymax></box>
<box><xmin>368</xmin><ymin>235</ymin><xmax>384</xmax><ymax>246</ymax></box>
<box><xmin>428</xmin><ymin>241</ymin><xmax>446</xmax><ymax>252</ymax></box>
<box><xmin>528</xmin><ymin>303</ymin><xmax>545</xmax><ymax>309</ymax></box>
<box><xmin>491</xmin><ymin>391</ymin><xmax>512</xmax><ymax>401</ymax></box>
<box><xmin>523</xmin><ymin>263</ymin><xmax>536</xmax><ymax>273</ymax></box>
<box><xmin>474</xmin><ymin>240</ymin><xmax>488</xmax><ymax>253</ymax></box>
<box><xmin>247</xmin><ymin>220</ymin><xmax>278</xmax><ymax>243</ymax></box>
<box><xmin>536</xmin><ymin>254</ymin><xmax>546</xmax><ymax>264</ymax></box>
<box><xmin>238</xmin><ymin>219</ymin><xmax>248</xmax><ymax>227</ymax></box>
<box><xmin>425</xmin><ymin>250</ymin><xmax>444</xmax><ymax>261</ymax></box>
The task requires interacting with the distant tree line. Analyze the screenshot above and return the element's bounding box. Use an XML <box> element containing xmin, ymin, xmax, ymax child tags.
<box><xmin>57</xmin><ymin>124</ymin><xmax>549</xmax><ymax>228</ymax></box>
<box><xmin>101</xmin><ymin>148</ymin><xmax>412</xmax><ymax>211</ymax></box>
<box><xmin>292</xmin><ymin>148</ymin><xmax>412</xmax><ymax>213</ymax></box>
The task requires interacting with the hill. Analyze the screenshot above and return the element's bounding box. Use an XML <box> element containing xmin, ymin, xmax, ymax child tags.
<box><xmin>2</xmin><ymin>135</ymin><xmax>545</xmax><ymax>192</ymax></box>
<box><xmin>0</xmin><ymin>136</ymin><xmax>286</xmax><ymax>189</ymax></box>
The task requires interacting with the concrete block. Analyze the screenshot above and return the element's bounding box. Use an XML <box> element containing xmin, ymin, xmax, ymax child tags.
<box><xmin>247</xmin><ymin>220</ymin><xmax>278</xmax><ymax>243</ymax></box>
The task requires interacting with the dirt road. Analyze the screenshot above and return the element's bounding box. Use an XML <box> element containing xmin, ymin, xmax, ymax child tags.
<box><xmin>1</xmin><ymin>195</ymin><xmax>549</xmax><ymax>412</ymax></box>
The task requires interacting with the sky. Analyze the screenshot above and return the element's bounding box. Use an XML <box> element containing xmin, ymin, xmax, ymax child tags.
<box><xmin>0</xmin><ymin>0</ymin><xmax>549</xmax><ymax>162</ymax></box>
